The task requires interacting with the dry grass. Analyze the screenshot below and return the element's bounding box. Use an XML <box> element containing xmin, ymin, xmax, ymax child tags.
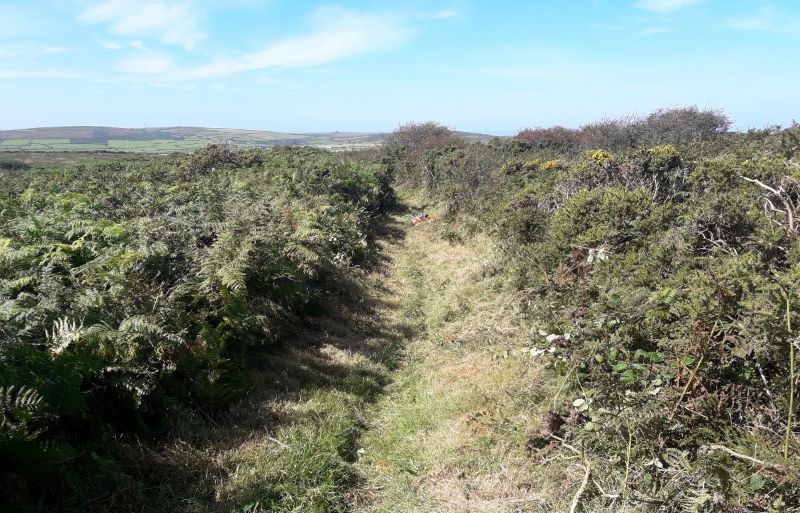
<box><xmin>353</xmin><ymin>199</ymin><xmax>561</xmax><ymax>513</ymax></box>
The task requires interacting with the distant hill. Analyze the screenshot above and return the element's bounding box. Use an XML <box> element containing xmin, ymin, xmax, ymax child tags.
<box><xmin>0</xmin><ymin>126</ymin><xmax>495</xmax><ymax>153</ymax></box>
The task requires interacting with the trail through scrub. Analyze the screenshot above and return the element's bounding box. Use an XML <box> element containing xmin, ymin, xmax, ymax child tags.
<box><xmin>117</xmin><ymin>203</ymin><xmax>558</xmax><ymax>513</ymax></box>
<box><xmin>349</xmin><ymin>200</ymin><xmax>558</xmax><ymax>513</ymax></box>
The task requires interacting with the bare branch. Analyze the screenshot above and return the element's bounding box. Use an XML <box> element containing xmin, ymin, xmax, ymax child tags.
<box><xmin>569</xmin><ymin>464</ymin><xmax>591</xmax><ymax>513</ymax></box>
<box><xmin>741</xmin><ymin>176</ymin><xmax>781</xmax><ymax>196</ymax></box>
<box><xmin>704</xmin><ymin>444</ymin><xmax>791</xmax><ymax>471</ymax></box>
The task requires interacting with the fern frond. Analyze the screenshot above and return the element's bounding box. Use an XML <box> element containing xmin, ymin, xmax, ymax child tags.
<box><xmin>1</xmin><ymin>275</ymin><xmax>36</xmax><ymax>295</ymax></box>
<box><xmin>217</xmin><ymin>260</ymin><xmax>248</xmax><ymax>293</ymax></box>
<box><xmin>662</xmin><ymin>447</ymin><xmax>692</xmax><ymax>472</ymax></box>
<box><xmin>0</xmin><ymin>385</ymin><xmax>44</xmax><ymax>432</ymax></box>
<box><xmin>0</xmin><ymin>386</ymin><xmax>43</xmax><ymax>412</ymax></box>
<box><xmin>679</xmin><ymin>487</ymin><xmax>712</xmax><ymax>513</ymax></box>
<box><xmin>118</xmin><ymin>316</ymin><xmax>183</xmax><ymax>345</ymax></box>
<box><xmin>46</xmin><ymin>317</ymin><xmax>85</xmax><ymax>355</ymax></box>
<box><xmin>0</xmin><ymin>299</ymin><xmax>28</xmax><ymax>321</ymax></box>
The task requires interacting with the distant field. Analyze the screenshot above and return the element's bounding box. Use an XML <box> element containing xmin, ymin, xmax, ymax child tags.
<box><xmin>1</xmin><ymin>151</ymin><xmax>160</xmax><ymax>167</ymax></box>
<box><xmin>0</xmin><ymin>126</ymin><xmax>494</xmax><ymax>155</ymax></box>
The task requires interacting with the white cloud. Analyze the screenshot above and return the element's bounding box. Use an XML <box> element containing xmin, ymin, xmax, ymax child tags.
<box><xmin>96</xmin><ymin>39</ymin><xmax>124</xmax><ymax>50</ymax></box>
<box><xmin>727</xmin><ymin>6</ymin><xmax>800</xmax><ymax>33</ymax></box>
<box><xmin>639</xmin><ymin>26</ymin><xmax>674</xmax><ymax>36</ymax></box>
<box><xmin>117</xmin><ymin>53</ymin><xmax>173</xmax><ymax>74</ymax></box>
<box><xmin>0</xmin><ymin>69</ymin><xmax>82</xmax><ymax>79</ymax></box>
<box><xmin>636</xmin><ymin>0</ymin><xmax>704</xmax><ymax>13</ymax></box>
<box><xmin>0</xmin><ymin>44</ymin><xmax>72</xmax><ymax>58</ymax></box>
<box><xmin>79</xmin><ymin>1</ymin><xmax>205</xmax><ymax>50</ymax></box>
<box><xmin>43</xmin><ymin>46</ymin><xmax>70</xmax><ymax>54</ymax></box>
<box><xmin>172</xmin><ymin>8</ymin><xmax>407</xmax><ymax>80</ymax></box>
<box><xmin>431</xmin><ymin>10</ymin><xmax>459</xmax><ymax>18</ymax></box>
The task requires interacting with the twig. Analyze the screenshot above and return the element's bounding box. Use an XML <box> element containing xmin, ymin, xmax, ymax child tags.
<box><xmin>740</xmin><ymin>176</ymin><xmax>781</xmax><ymax>196</ymax></box>
<box><xmin>705</xmin><ymin>444</ymin><xmax>787</xmax><ymax>471</ymax></box>
<box><xmin>622</xmin><ymin>423</ymin><xmax>633</xmax><ymax>500</ymax></box>
<box><xmin>592</xmin><ymin>479</ymin><xmax>618</xmax><ymax>499</ymax></box>
<box><xmin>756</xmin><ymin>362</ymin><xmax>774</xmax><ymax>400</ymax></box>
<box><xmin>669</xmin><ymin>319</ymin><xmax>718</xmax><ymax>422</ymax></box>
<box><xmin>550</xmin><ymin>434</ymin><xmax>581</xmax><ymax>455</ymax></box>
<box><xmin>784</xmin><ymin>291</ymin><xmax>796</xmax><ymax>460</ymax></box>
<box><xmin>569</xmin><ymin>464</ymin><xmax>591</xmax><ymax>513</ymax></box>
<box><xmin>741</xmin><ymin>175</ymin><xmax>797</xmax><ymax>234</ymax></box>
<box><xmin>267</xmin><ymin>436</ymin><xmax>289</xmax><ymax>449</ymax></box>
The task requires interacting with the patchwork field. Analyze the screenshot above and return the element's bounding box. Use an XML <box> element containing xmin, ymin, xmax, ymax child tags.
<box><xmin>0</xmin><ymin>126</ymin><xmax>386</xmax><ymax>153</ymax></box>
<box><xmin>0</xmin><ymin>126</ymin><xmax>494</xmax><ymax>155</ymax></box>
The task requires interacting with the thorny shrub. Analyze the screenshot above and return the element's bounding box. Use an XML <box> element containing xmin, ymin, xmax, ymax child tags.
<box><xmin>393</xmin><ymin>110</ymin><xmax>800</xmax><ymax>512</ymax></box>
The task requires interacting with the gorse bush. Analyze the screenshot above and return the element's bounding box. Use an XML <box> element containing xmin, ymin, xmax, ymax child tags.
<box><xmin>0</xmin><ymin>159</ymin><xmax>30</xmax><ymax>171</ymax></box>
<box><xmin>390</xmin><ymin>110</ymin><xmax>800</xmax><ymax>511</ymax></box>
<box><xmin>0</xmin><ymin>145</ymin><xmax>390</xmax><ymax>508</ymax></box>
<box><xmin>516</xmin><ymin>106</ymin><xmax>731</xmax><ymax>155</ymax></box>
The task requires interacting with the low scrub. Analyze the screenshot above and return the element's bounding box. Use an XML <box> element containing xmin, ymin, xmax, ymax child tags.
<box><xmin>389</xmin><ymin>110</ymin><xmax>800</xmax><ymax>511</ymax></box>
<box><xmin>517</xmin><ymin>106</ymin><xmax>731</xmax><ymax>154</ymax></box>
<box><xmin>0</xmin><ymin>145</ymin><xmax>391</xmax><ymax>509</ymax></box>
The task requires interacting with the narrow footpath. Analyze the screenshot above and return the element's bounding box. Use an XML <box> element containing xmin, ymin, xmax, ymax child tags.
<box><xmin>349</xmin><ymin>202</ymin><xmax>554</xmax><ymax>513</ymax></box>
<box><xmin>159</xmin><ymin>201</ymin><xmax>557</xmax><ymax>513</ymax></box>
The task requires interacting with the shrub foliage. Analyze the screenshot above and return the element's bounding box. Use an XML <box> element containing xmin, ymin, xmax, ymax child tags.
<box><xmin>0</xmin><ymin>145</ymin><xmax>390</xmax><ymax>508</ymax></box>
<box><xmin>390</xmin><ymin>109</ymin><xmax>800</xmax><ymax>511</ymax></box>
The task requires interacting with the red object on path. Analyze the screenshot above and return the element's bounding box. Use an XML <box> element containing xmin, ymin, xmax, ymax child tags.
<box><xmin>412</xmin><ymin>213</ymin><xmax>432</xmax><ymax>225</ymax></box>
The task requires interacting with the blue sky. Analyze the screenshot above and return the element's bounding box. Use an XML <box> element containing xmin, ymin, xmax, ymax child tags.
<box><xmin>1</xmin><ymin>0</ymin><xmax>799</xmax><ymax>134</ymax></box>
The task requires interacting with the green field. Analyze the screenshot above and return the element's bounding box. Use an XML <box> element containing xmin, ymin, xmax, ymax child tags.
<box><xmin>0</xmin><ymin>126</ymin><xmax>494</xmax><ymax>155</ymax></box>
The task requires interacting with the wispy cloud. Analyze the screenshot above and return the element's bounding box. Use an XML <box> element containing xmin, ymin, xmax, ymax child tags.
<box><xmin>431</xmin><ymin>10</ymin><xmax>459</xmax><ymax>19</ymax></box>
<box><xmin>172</xmin><ymin>8</ymin><xmax>408</xmax><ymax>80</ymax></box>
<box><xmin>0</xmin><ymin>44</ymin><xmax>73</xmax><ymax>58</ymax></box>
<box><xmin>636</xmin><ymin>0</ymin><xmax>704</xmax><ymax>13</ymax></box>
<box><xmin>96</xmin><ymin>38</ymin><xmax>124</xmax><ymax>50</ymax></box>
<box><xmin>79</xmin><ymin>0</ymin><xmax>206</xmax><ymax>50</ymax></box>
<box><xmin>639</xmin><ymin>26</ymin><xmax>674</xmax><ymax>36</ymax></box>
<box><xmin>117</xmin><ymin>53</ymin><xmax>173</xmax><ymax>74</ymax></box>
<box><xmin>0</xmin><ymin>69</ymin><xmax>83</xmax><ymax>79</ymax></box>
<box><xmin>42</xmin><ymin>46</ymin><xmax>71</xmax><ymax>54</ymax></box>
<box><xmin>726</xmin><ymin>6</ymin><xmax>800</xmax><ymax>33</ymax></box>
<box><xmin>0</xmin><ymin>46</ymin><xmax>21</xmax><ymax>58</ymax></box>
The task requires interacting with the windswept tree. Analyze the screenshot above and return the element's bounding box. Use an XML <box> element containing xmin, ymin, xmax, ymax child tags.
<box><xmin>516</xmin><ymin>107</ymin><xmax>732</xmax><ymax>151</ymax></box>
<box><xmin>383</xmin><ymin>122</ymin><xmax>465</xmax><ymax>189</ymax></box>
<box><xmin>515</xmin><ymin>126</ymin><xmax>583</xmax><ymax>153</ymax></box>
<box><xmin>638</xmin><ymin>106</ymin><xmax>731</xmax><ymax>145</ymax></box>
<box><xmin>384</xmin><ymin>122</ymin><xmax>463</xmax><ymax>158</ymax></box>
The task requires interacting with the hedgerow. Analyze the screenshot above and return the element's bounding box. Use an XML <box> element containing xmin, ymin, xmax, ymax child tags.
<box><xmin>0</xmin><ymin>145</ymin><xmax>390</xmax><ymax>509</ymax></box>
<box><xmin>389</xmin><ymin>109</ymin><xmax>800</xmax><ymax>511</ymax></box>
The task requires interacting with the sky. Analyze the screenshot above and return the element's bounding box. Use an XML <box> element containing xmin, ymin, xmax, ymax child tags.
<box><xmin>1</xmin><ymin>0</ymin><xmax>799</xmax><ymax>134</ymax></box>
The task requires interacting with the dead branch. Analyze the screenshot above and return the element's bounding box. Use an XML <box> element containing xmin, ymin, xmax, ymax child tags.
<box><xmin>569</xmin><ymin>464</ymin><xmax>591</xmax><ymax>513</ymax></box>
<box><xmin>704</xmin><ymin>444</ymin><xmax>789</xmax><ymax>471</ymax></box>
<box><xmin>741</xmin><ymin>175</ymin><xmax>797</xmax><ymax>235</ymax></box>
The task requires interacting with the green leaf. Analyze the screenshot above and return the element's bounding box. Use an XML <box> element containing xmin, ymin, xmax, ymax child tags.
<box><xmin>620</xmin><ymin>369</ymin><xmax>636</xmax><ymax>384</ymax></box>
<box><xmin>749</xmin><ymin>473</ymin><xmax>765</xmax><ymax>492</ymax></box>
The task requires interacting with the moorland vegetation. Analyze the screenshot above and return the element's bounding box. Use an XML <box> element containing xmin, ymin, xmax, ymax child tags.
<box><xmin>2</xmin><ymin>107</ymin><xmax>799</xmax><ymax>512</ymax></box>
<box><xmin>387</xmin><ymin>108</ymin><xmax>800</xmax><ymax>512</ymax></box>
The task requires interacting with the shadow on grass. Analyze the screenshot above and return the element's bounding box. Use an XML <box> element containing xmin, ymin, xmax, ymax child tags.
<box><xmin>106</xmin><ymin>209</ymin><xmax>415</xmax><ymax>513</ymax></box>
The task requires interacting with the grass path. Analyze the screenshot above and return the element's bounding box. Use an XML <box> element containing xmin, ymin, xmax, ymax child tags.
<box><xmin>143</xmin><ymin>202</ymin><xmax>559</xmax><ymax>512</ymax></box>
<box><xmin>349</xmin><ymin>201</ymin><xmax>556</xmax><ymax>513</ymax></box>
